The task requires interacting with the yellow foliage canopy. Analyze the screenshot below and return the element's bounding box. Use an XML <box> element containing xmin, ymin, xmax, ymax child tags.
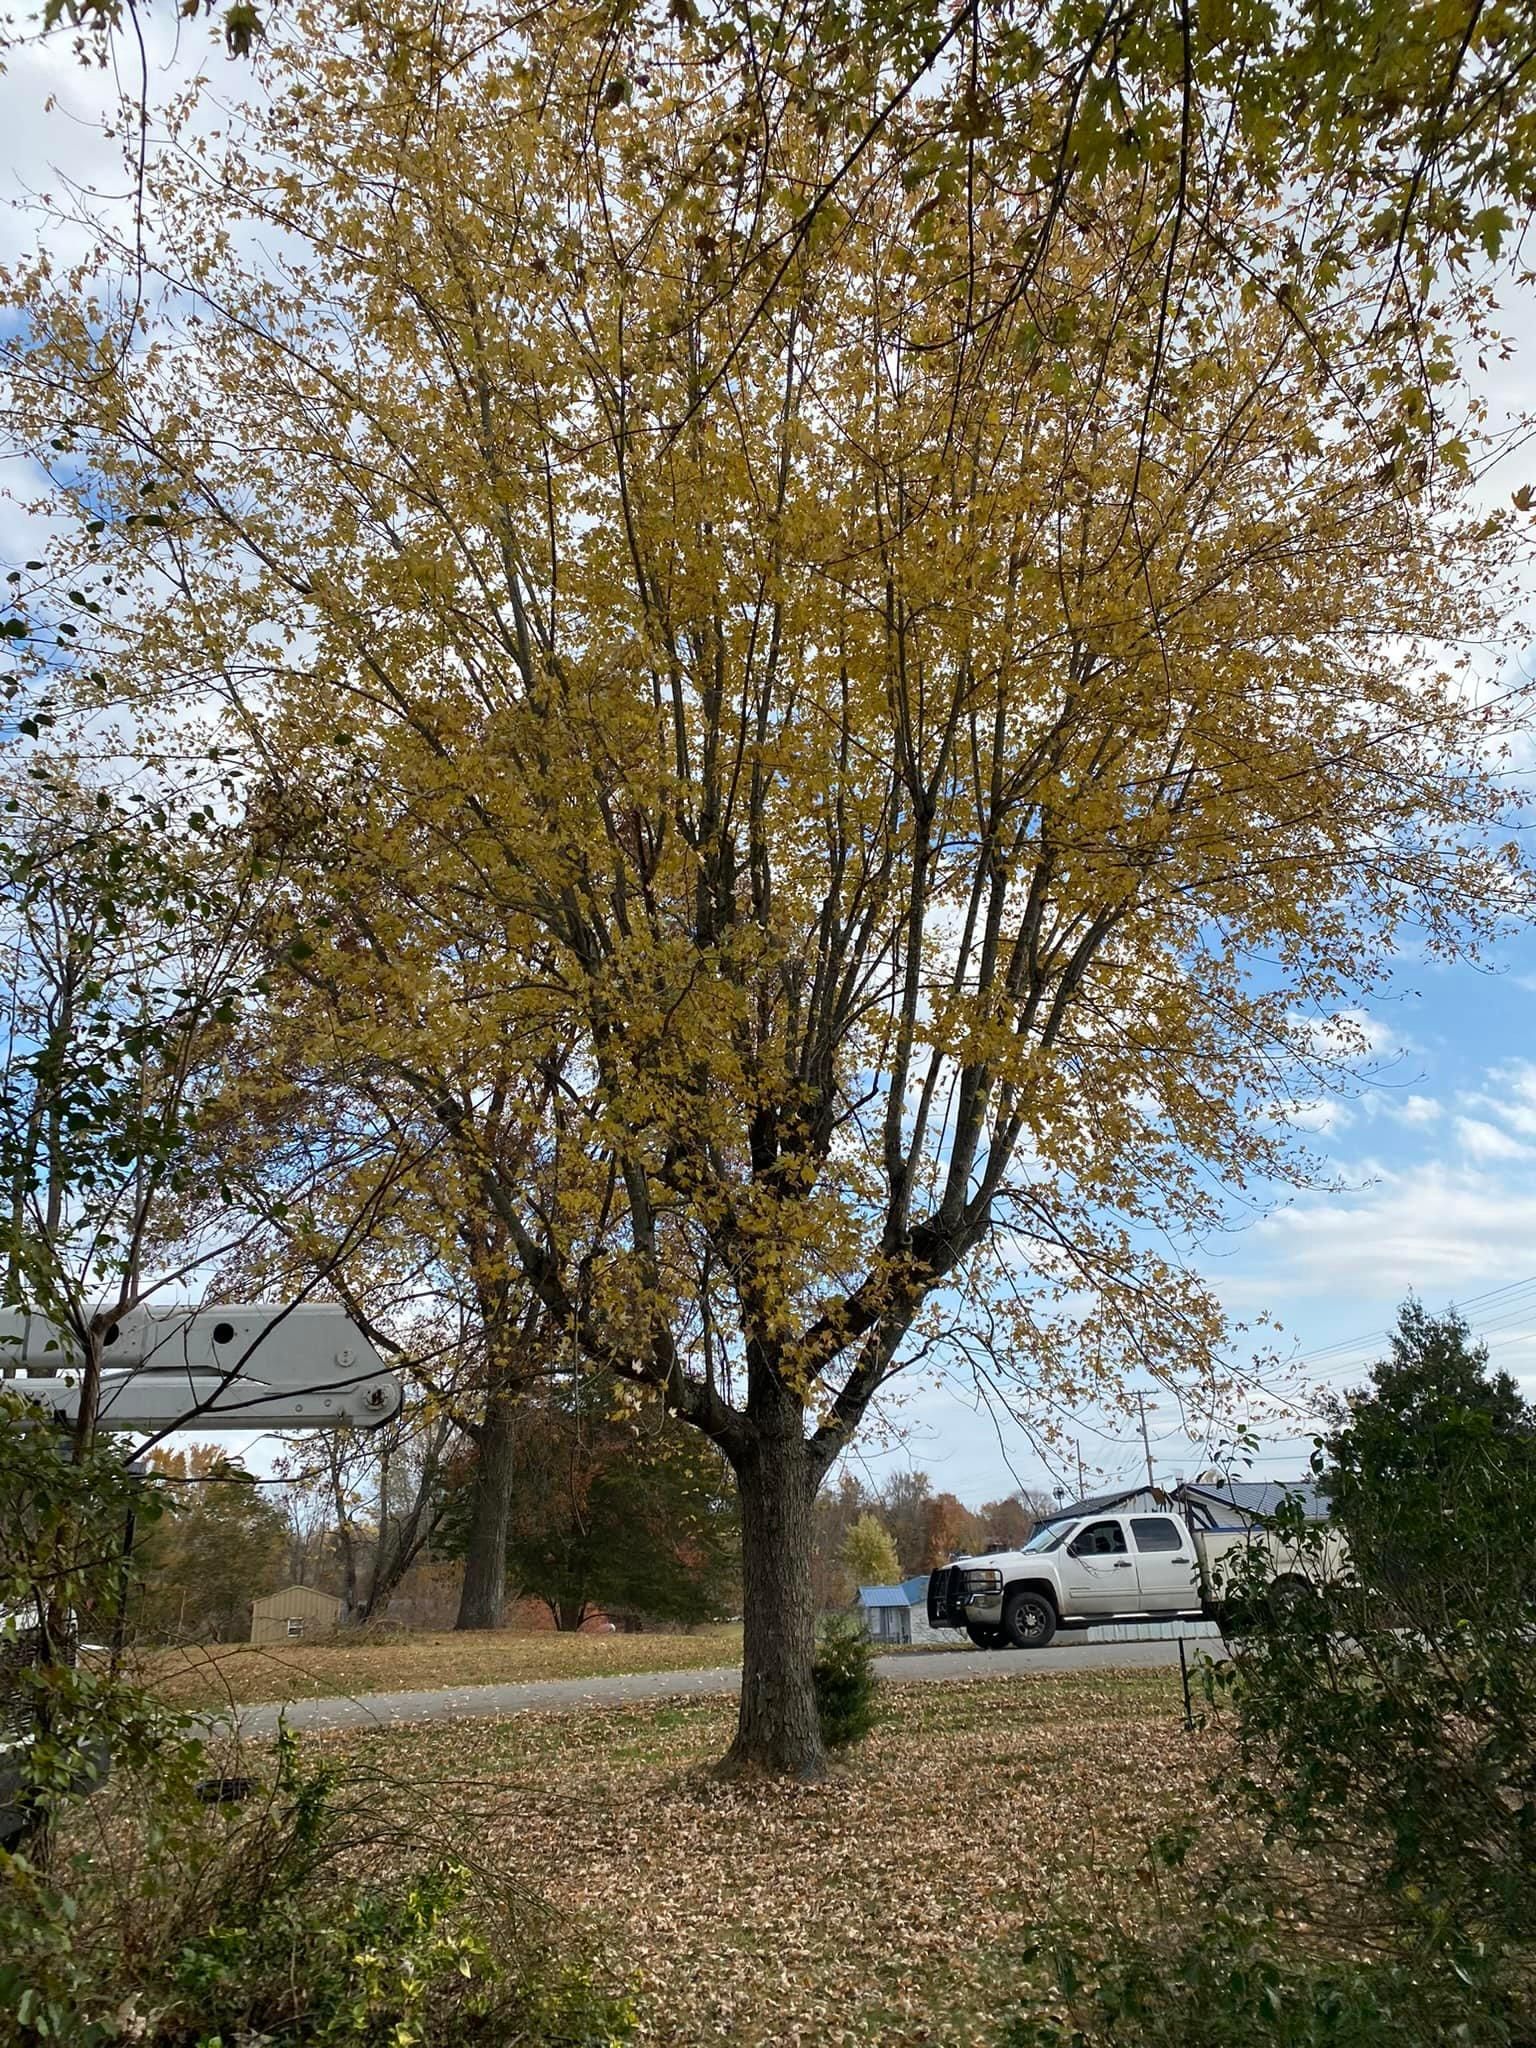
<box><xmin>3</xmin><ymin>0</ymin><xmax>1527</xmax><ymax>1473</ymax></box>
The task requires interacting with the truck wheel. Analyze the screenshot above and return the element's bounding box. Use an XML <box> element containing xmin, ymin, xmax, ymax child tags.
<box><xmin>1266</xmin><ymin>1574</ymin><xmax>1312</xmax><ymax>1622</ymax></box>
<box><xmin>1001</xmin><ymin>1588</ymin><xmax>1057</xmax><ymax>1650</ymax></box>
<box><xmin>965</xmin><ymin>1624</ymin><xmax>1005</xmax><ymax>1650</ymax></box>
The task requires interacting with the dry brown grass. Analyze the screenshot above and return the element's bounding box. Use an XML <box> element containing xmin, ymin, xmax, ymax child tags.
<box><xmin>291</xmin><ymin>1665</ymin><xmax>1220</xmax><ymax>2046</ymax></box>
<box><xmin>141</xmin><ymin>1621</ymin><xmax>744</xmax><ymax>1710</ymax></box>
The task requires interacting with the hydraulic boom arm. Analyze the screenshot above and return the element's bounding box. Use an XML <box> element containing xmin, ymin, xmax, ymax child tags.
<box><xmin>0</xmin><ymin>1304</ymin><xmax>402</xmax><ymax>1429</ymax></box>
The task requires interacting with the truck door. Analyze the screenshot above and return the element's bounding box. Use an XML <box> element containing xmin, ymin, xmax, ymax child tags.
<box><xmin>1061</xmin><ymin>1517</ymin><xmax>1137</xmax><ymax>1613</ymax></box>
<box><xmin>1129</xmin><ymin>1515</ymin><xmax>1201</xmax><ymax>1609</ymax></box>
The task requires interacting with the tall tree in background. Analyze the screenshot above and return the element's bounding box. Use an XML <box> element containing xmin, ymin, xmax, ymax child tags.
<box><xmin>1325</xmin><ymin>1302</ymin><xmax>1536</xmax><ymax>1618</ymax></box>
<box><xmin>458</xmin><ymin>1375</ymin><xmax>739</xmax><ymax>1632</ymax></box>
<box><xmin>989</xmin><ymin>1492</ymin><xmax>1053</xmax><ymax>1547</ymax></box>
<box><xmin>842</xmin><ymin>1513</ymin><xmax>902</xmax><ymax>1589</ymax></box>
<box><xmin>5</xmin><ymin>0</ymin><xmax>1530</xmax><ymax>1774</ymax></box>
<box><xmin>135</xmin><ymin>1445</ymin><xmax>287</xmax><ymax>1642</ymax></box>
<box><xmin>300</xmin><ymin>1406</ymin><xmax>453</xmax><ymax>1626</ymax></box>
<box><xmin>810</xmin><ymin>1472</ymin><xmax>876</xmax><ymax>1612</ymax></box>
<box><xmin>878</xmin><ymin>1473</ymin><xmax>938</xmax><ymax>1582</ymax></box>
<box><xmin>201</xmin><ymin>994</ymin><xmax>595</xmax><ymax>1632</ymax></box>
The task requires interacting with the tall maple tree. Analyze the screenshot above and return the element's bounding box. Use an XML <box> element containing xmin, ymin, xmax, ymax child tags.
<box><xmin>3</xmin><ymin>0</ymin><xmax>1530</xmax><ymax>1774</ymax></box>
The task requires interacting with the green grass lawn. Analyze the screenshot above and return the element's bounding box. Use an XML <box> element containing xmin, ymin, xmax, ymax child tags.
<box><xmin>254</xmin><ymin>1666</ymin><xmax>1215</xmax><ymax>2047</ymax></box>
<box><xmin>142</xmin><ymin>1621</ymin><xmax>745</xmax><ymax>1710</ymax></box>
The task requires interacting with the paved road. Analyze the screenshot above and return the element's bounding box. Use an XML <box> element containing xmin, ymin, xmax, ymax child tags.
<box><xmin>222</xmin><ymin>1636</ymin><xmax>1194</xmax><ymax>1740</ymax></box>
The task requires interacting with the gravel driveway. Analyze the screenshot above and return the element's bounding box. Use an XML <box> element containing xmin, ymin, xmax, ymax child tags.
<box><xmin>220</xmin><ymin>1635</ymin><xmax>1195</xmax><ymax>1739</ymax></box>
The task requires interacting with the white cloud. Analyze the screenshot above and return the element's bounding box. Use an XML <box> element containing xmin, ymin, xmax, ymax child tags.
<box><xmin>1389</xmin><ymin>1093</ymin><xmax>1442</xmax><ymax>1126</ymax></box>
<box><xmin>1295</xmin><ymin>1007</ymin><xmax>1408</xmax><ymax>1062</ymax></box>
<box><xmin>1454</xmin><ymin>1115</ymin><xmax>1534</xmax><ymax>1162</ymax></box>
<box><xmin>1243</xmin><ymin>1160</ymin><xmax>1536</xmax><ymax>1301</ymax></box>
<box><xmin>1460</xmin><ymin>1060</ymin><xmax>1536</xmax><ymax>1140</ymax></box>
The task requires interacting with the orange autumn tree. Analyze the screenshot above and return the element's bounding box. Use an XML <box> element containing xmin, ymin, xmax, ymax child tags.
<box><xmin>4</xmin><ymin>0</ymin><xmax>1529</xmax><ymax>1775</ymax></box>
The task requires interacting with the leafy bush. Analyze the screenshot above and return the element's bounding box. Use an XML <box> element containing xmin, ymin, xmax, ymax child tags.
<box><xmin>0</xmin><ymin>1724</ymin><xmax>634</xmax><ymax>2047</ymax></box>
<box><xmin>1004</xmin><ymin>1871</ymin><xmax>1524</xmax><ymax>2048</ymax></box>
<box><xmin>813</xmin><ymin>1614</ymin><xmax>879</xmax><ymax>1751</ymax></box>
<box><xmin>1212</xmin><ymin>1303</ymin><xmax>1536</xmax><ymax>1950</ymax></box>
<box><xmin>1000</xmin><ymin>1300</ymin><xmax>1536</xmax><ymax>2048</ymax></box>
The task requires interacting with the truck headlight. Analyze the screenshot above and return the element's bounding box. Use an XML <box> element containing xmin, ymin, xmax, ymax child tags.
<box><xmin>961</xmin><ymin>1568</ymin><xmax>1003</xmax><ymax>1593</ymax></box>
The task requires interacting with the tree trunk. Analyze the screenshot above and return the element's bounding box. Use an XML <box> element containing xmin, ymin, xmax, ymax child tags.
<box><xmin>454</xmin><ymin>1389</ymin><xmax>518</xmax><ymax>1631</ymax></box>
<box><xmin>719</xmin><ymin>1392</ymin><xmax>825</xmax><ymax>1781</ymax></box>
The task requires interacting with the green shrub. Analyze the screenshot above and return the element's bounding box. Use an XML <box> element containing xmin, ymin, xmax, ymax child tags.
<box><xmin>3</xmin><ymin>1387</ymin><xmax>630</xmax><ymax>2045</ymax></box>
<box><xmin>0</xmin><ymin>1727</ymin><xmax>634</xmax><ymax>2047</ymax></box>
<box><xmin>813</xmin><ymin>1614</ymin><xmax>879</xmax><ymax>1751</ymax></box>
<box><xmin>1002</xmin><ymin>1865</ymin><xmax>1526</xmax><ymax>2048</ymax></box>
<box><xmin>1001</xmin><ymin>1301</ymin><xmax>1536</xmax><ymax>2048</ymax></box>
<box><xmin>1211</xmin><ymin>1303</ymin><xmax>1536</xmax><ymax>1950</ymax></box>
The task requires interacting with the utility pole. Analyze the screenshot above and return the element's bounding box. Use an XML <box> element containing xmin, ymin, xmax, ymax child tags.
<box><xmin>1137</xmin><ymin>1391</ymin><xmax>1156</xmax><ymax>1489</ymax></box>
<box><xmin>1075</xmin><ymin>1442</ymin><xmax>1086</xmax><ymax>1498</ymax></box>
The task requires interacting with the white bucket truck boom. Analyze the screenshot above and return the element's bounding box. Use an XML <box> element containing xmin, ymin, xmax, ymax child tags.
<box><xmin>0</xmin><ymin>1303</ymin><xmax>402</xmax><ymax>1430</ymax></box>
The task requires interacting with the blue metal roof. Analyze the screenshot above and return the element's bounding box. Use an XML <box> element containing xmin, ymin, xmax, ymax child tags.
<box><xmin>859</xmin><ymin>1584</ymin><xmax>913</xmax><ymax>1608</ymax></box>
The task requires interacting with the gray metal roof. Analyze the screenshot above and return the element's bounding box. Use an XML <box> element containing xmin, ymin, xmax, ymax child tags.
<box><xmin>1038</xmin><ymin>1485</ymin><xmax>1171</xmax><ymax>1526</ymax></box>
<box><xmin>1039</xmin><ymin>1479</ymin><xmax>1330</xmax><ymax>1528</ymax></box>
<box><xmin>1180</xmin><ymin>1478</ymin><xmax>1331</xmax><ymax>1522</ymax></box>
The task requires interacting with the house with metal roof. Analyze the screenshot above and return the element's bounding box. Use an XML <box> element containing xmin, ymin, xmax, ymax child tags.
<box><xmin>1036</xmin><ymin>1478</ymin><xmax>1331</xmax><ymax>1529</ymax></box>
<box><xmin>856</xmin><ymin>1575</ymin><xmax>942</xmax><ymax>1646</ymax></box>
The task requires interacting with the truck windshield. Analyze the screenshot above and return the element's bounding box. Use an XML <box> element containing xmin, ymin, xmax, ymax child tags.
<box><xmin>1020</xmin><ymin>1522</ymin><xmax>1071</xmax><ymax>1554</ymax></box>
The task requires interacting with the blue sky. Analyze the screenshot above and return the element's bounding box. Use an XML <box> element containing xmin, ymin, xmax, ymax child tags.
<box><xmin>868</xmin><ymin>944</ymin><xmax>1536</xmax><ymax>1511</ymax></box>
<box><xmin>4</xmin><ymin>30</ymin><xmax>1536</xmax><ymax>1516</ymax></box>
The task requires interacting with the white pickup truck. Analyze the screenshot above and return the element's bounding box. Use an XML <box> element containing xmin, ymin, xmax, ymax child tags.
<box><xmin>926</xmin><ymin>1491</ymin><xmax>1329</xmax><ymax>1648</ymax></box>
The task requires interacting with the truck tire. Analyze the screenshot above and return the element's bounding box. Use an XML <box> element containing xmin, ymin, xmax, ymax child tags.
<box><xmin>965</xmin><ymin>1624</ymin><xmax>1005</xmax><ymax>1650</ymax></box>
<box><xmin>1001</xmin><ymin>1587</ymin><xmax>1057</xmax><ymax>1650</ymax></box>
<box><xmin>1266</xmin><ymin>1573</ymin><xmax>1312</xmax><ymax>1622</ymax></box>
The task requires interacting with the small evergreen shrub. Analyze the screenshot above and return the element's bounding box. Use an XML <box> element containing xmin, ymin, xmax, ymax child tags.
<box><xmin>812</xmin><ymin>1614</ymin><xmax>879</xmax><ymax>1751</ymax></box>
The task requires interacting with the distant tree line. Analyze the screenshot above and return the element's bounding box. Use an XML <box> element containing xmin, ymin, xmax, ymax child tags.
<box><xmin>813</xmin><ymin>1470</ymin><xmax>1052</xmax><ymax>1609</ymax></box>
<box><xmin>128</xmin><ymin>1423</ymin><xmax>1047</xmax><ymax>1643</ymax></box>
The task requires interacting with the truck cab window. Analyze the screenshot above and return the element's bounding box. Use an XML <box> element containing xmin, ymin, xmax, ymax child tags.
<box><xmin>1130</xmin><ymin>1517</ymin><xmax>1185</xmax><ymax>1553</ymax></box>
<box><xmin>1069</xmin><ymin>1520</ymin><xmax>1127</xmax><ymax>1557</ymax></box>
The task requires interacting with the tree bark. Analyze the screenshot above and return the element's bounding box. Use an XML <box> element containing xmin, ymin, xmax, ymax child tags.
<box><xmin>453</xmin><ymin>1388</ymin><xmax>518</xmax><ymax>1631</ymax></box>
<box><xmin>718</xmin><ymin>1382</ymin><xmax>825</xmax><ymax>1780</ymax></box>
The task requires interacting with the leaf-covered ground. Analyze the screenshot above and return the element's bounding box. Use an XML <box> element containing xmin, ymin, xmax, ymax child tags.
<box><xmin>302</xmin><ymin>1667</ymin><xmax>1222</xmax><ymax>2045</ymax></box>
<box><xmin>143</xmin><ymin>1622</ymin><xmax>745</xmax><ymax>1709</ymax></box>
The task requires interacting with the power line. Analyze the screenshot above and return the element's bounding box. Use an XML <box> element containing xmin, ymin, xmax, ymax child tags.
<box><xmin>1288</xmin><ymin>1272</ymin><xmax>1536</xmax><ymax>1366</ymax></box>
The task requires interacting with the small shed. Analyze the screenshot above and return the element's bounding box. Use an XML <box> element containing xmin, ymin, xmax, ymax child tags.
<box><xmin>249</xmin><ymin>1584</ymin><xmax>343</xmax><ymax>1644</ymax></box>
<box><xmin>856</xmin><ymin>1575</ymin><xmax>941</xmax><ymax>1648</ymax></box>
